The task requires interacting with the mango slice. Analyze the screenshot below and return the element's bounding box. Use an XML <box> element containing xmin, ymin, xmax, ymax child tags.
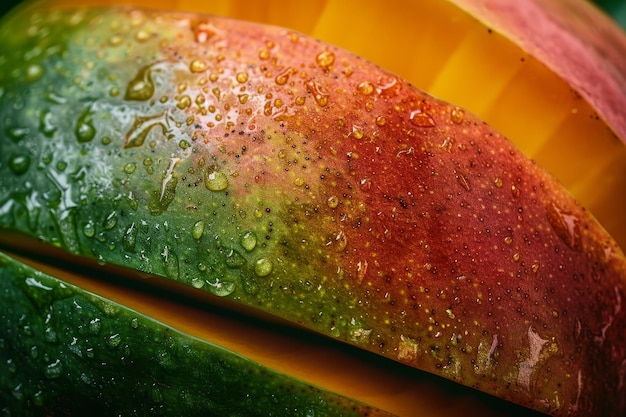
<box><xmin>0</xmin><ymin>2</ymin><xmax>625</xmax><ymax>417</ymax></box>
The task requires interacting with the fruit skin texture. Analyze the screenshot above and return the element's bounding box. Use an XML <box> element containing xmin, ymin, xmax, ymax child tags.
<box><xmin>0</xmin><ymin>252</ymin><xmax>388</xmax><ymax>417</ymax></box>
<box><xmin>0</xmin><ymin>4</ymin><xmax>625</xmax><ymax>417</ymax></box>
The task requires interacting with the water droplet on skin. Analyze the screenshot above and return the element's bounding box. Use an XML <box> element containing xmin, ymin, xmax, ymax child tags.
<box><xmin>107</xmin><ymin>333</ymin><xmax>122</xmax><ymax>347</ymax></box>
<box><xmin>89</xmin><ymin>318</ymin><xmax>101</xmax><ymax>334</ymax></box>
<box><xmin>327</xmin><ymin>195</ymin><xmax>339</xmax><ymax>209</ymax></box>
<box><xmin>209</xmin><ymin>278</ymin><xmax>236</xmax><ymax>297</ymax></box>
<box><xmin>275</xmin><ymin>67</ymin><xmax>292</xmax><ymax>85</ymax></box>
<box><xmin>124</xmin><ymin>163</ymin><xmax>136</xmax><ymax>174</ymax></box>
<box><xmin>8</xmin><ymin>153</ymin><xmax>30</xmax><ymax>175</ymax></box>
<box><xmin>103</xmin><ymin>211</ymin><xmax>117</xmax><ymax>230</ymax></box>
<box><xmin>176</xmin><ymin>95</ymin><xmax>191</xmax><ymax>109</ymax></box>
<box><xmin>83</xmin><ymin>221</ymin><xmax>95</xmax><ymax>237</ymax></box>
<box><xmin>44</xmin><ymin>327</ymin><xmax>57</xmax><ymax>343</ymax></box>
<box><xmin>409</xmin><ymin>109</ymin><xmax>435</xmax><ymax>127</ymax></box>
<box><xmin>236</xmin><ymin>72</ymin><xmax>249</xmax><ymax>83</ymax></box>
<box><xmin>204</xmin><ymin>168</ymin><xmax>228</xmax><ymax>191</ymax></box>
<box><xmin>125</xmin><ymin>64</ymin><xmax>155</xmax><ymax>101</ymax></box>
<box><xmin>75</xmin><ymin>108</ymin><xmax>96</xmax><ymax>142</ymax></box>
<box><xmin>258</xmin><ymin>48</ymin><xmax>270</xmax><ymax>60</ymax></box>
<box><xmin>7</xmin><ymin>358</ymin><xmax>16</xmax><ymax>373</ymax></box>
<box><xmin>123</xmin><ymin>222</ymin><xmax>137</xmax><ymax>251</ymax></box>
<box><xmin>316</xmin><ymin>50</ymin><xmax>335</xmax><ymax>69</ymax></box>
<box><xmin>191</xmin><ymin>277</ymin><xmax>205</xmax><ymax>288</ymax></box>
<box><xmin>189</xmin><ymin>59</ymin><xmax>207</xmax><ymax>73</ymax></box>
<box><xmin>39</xmin><ymin>110</ymin><xmax>57</xmax><ymax>137</ymax></box>
<box><xmin>545</xmin><ymin>202</ymin><xmax>582</xmax><ymax>250</ymax></box>
<box><xmin>356</xmin><ymin>80</ymin><xmax>374</xmax><ymax>95</ymax></box>
<box><xmin>255</xmin><ymin>258</ymin><xmax>273</xmax><ymax>277</ymax></box>
<box><xmin>306</xmin><ymin>79</ymin><xmax>329</xmax><ymax>107</ymax></box>
<box><xmin>26</xmin><ymin>64</ymin><xmax>44</xmax><ymax>82</ymax></box>
<box><xmin>130</xmin><ymin>318</ymin><xmax>139</xmax><ymax>329</ymax></box>
<box><xmin>124</xmin><ymin>112</ymin><xmax>169</xmax><ymax>148</ymax></box>
<box><xmin>451</xmin><ymin>107</ymin><xmax>465</xmax><ymax>124</ymax></box>
<box><xmin>44</xmin><ymin>359</ymin><xmax>63</xmax><ymax>379</ymax></box>
<box><xmin>225</xmin><ymin>248</ymin><xmax>246</xmax><ymax>268</ymax></box>
<box><xmin>241</xmin><ymin>231</ymin><xmax>257</xmax><ymax>252</ymax></box>
<box><xmin>494</xmin><ymin>177</ymin><xmax>503</xmax><ymax>188</ymax></box>
<box><xmin>192</xmin><ymin>220</ymin><xmax>205</xmax><ymax>240</ymax></box>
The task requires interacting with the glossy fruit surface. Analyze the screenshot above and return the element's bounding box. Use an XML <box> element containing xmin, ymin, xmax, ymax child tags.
<box><xmin>0</xmin><ymin>2</ymin><xmax>625</xmax><ymax>417</ymax></box>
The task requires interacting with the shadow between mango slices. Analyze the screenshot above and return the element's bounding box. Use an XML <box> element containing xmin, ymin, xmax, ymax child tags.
<box><xmin>0</xmin><ymin>1</ymin><xmax>625</xmax><ymax>416</ymax></box>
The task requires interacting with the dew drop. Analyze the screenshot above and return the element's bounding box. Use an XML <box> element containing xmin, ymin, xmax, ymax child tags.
<box><xmin>236</xmin><ymin>71</ymin><xmax>249</xmax><ymax>83</ymax></box>
<box><xmin>44</xmin><ymin>359</ymin><xmax>63</xmax><ymax>379</ymax></box>
<box><xmin>26</xmin><ymin>63</ymin><xmax>44</xmax><ymax>82</ymax></box>
<box><xmin>451</xmin><ymin>107</ymin><xmax>465</xmax><ymax>124</ymax></box>
<box><xmin>306</xmin><ymin>80</ymin><xmax>328</xmax><ymax>107</ymax></box>
<box><xmin>83</xmin><ymin>221</ymin><xmax>95</xmax><ymax>237</ymax></box>
<box><xmin>103</xmin><ymin>211</ymin><xmax>118</xmax><ymax>230</ymax></box>
<box><xmin>75</xmin><ymin>108</ymin><xmax>96</xmax><ymax>143</ymax></box>
<box><xmin>39</xmin><ymin>110</ymin><xmax>57</xmax><ymax>137</ymax></box>
<box><xmin>356</xmin><ymin>80</ymin><xmax>374</xmax><ymax>96</ymax></box>
<box><xmin>135</xmin><ymin>30</ymin><xmax>150</xmax><ymax>42</ymax></box>
<box><xmin>409</xmin><ymin>109</ymin><xmax>435</xmax><ymax>127</ymax></box>
<box><xmin>125</xmin><ymin>64</ymin><xmax>155</xmax><ymax>101</ymax></box>
<box><xmin>130</xmin><ymin>318</ymin><xmax>139</xmax><ymax>329</ymax></box>
<box><xmin>192</xmin><ymin>220</ymin><xmax>205</xmax><ymax>240</ymax></box>
<box><xmin>327</xmin><ymin>195</ymin><xmax>339</xmax><ymax>209</ymax></box>
<box><xmin>511</xmin><ymin>185</ymin><xmax>521</xmax><ymax>198</ymax></box>
<box><xmin>210</xmin><ymin>279</ymin><xmax>236</xmax><ymax>297</ymax></box>
<box><xmin>240</xmin><ymin>231</ymin><xmax>257</xmax><ymax>252</ymax></box>
<box><xmin>124</xmin><ymin>163</ymin><xmax>136</xmax><ymax>174</ymax></box>
<box><xmin>545</xmin><ymin>202</ymin><xmax>582</xmax><ymax>251</ymax></box>
<box><xmin>191</xmin><ymin>277</ymin><xmax>205</xmax><ymax>289</ymax></box>
<box><xmin>189</xmin><ymin>59</ymin><xmax>207</xmax><ymax>73</ymax></box>
<box><xmin>107</xmin><ymin>333</ymin><xmax>122</xmax><ymax>347</ymax></box>
<box><xmin>258</xmin><ymin>48</ymin><xmax>270</xmax><ymax>60</ymax></box>
<box><xmin>8</xmin><ymin>153</ymin><xmax>30</xmax><ymax>175</ymax></box>
<box><xmin>225</xmin><ymin>248</ymin><xmax>246</xmax><ymax>268</ymax></box>
<box><xmin>255</xmin><ymin>258</ymin><xmax>273</xmax><ymax>277</ymax></box>
<box><xmin>204</xmin><ymin>168</ymin><xmax>228</xmax><ymax>191</ymax></box>
<box><xmin>316</xmin><ymin>50</ymin><xmax>335</xmax><ymax>69</ymax></box>
<box><xmin>124</xmin><ymin>112</ymin><xmax>168</xmax><ymax>148</ymax></box>
<box><xmin>275</xmin><ymin>67</ymin><xmax>292</xmax><ymax>85</ymax></box>
<box><xmin>7</xmin><ymin>358</ymin><xmax>16</xmax><ymax>373</ymax></box>
<box><xmin>494</xmin><ymin>177</ymin><xmax>503</xmax><ymax>188</ymax></box>
<box><xmin>123</xmin><ymin>223</ymin><xmax>137</xmax><ymax>252</ymax></box>
<box><xmin>89</xmin><ymin>318</ymin><xmax>101</xmax><ymax>335</ymax></box>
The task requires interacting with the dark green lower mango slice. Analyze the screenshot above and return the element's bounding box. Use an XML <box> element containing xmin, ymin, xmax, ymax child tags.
<box><xmin>0</xmin><ymin>252</ymin><xmax>388</xmax><ymax>417</ymax></box>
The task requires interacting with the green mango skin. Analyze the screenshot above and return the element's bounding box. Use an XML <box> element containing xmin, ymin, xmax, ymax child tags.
<box><xmin>0</xmin><ymin>3</ymin><xmax>625</xmax><ymax>416</ymax></box>
<box><xmin>0</xmin><ymin>251</ymin><xmax>388</xmax><ymax>417</ymax></box>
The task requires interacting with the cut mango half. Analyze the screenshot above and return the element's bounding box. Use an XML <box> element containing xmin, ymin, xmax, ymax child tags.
<box><xmin>0</xmin><ymin>1</ymin><xmax>624</xmax><ymax>417</ymax></box>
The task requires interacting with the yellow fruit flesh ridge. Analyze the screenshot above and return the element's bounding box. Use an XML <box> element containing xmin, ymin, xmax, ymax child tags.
<box><xmin>0</xmin><ymin>236</ymin><xmax>536</xmax><ymax>417</ymax></box>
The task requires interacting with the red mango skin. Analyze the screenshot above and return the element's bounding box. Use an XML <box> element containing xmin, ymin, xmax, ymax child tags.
<box><xmin>451</xmin><ymin>0</ymin><xmax>626</xmax><ymax>143</ymax></box>
<box><xmin>0</xmin><ymin>4</ymin><xmax>625</xmax><ymax>417</ymax></box>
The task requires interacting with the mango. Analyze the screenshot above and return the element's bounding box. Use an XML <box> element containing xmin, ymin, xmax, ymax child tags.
<box><xmin>0</xmin><ymin>1</ymin><xmax>624</xmax><ymax>417</ymax></box>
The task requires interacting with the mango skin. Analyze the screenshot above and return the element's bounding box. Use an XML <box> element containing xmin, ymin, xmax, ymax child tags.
<box><xmin>0</xmin><ymin>3</ymin><xmax>624</xmax><ymax>416</ymax></box>
<box><xmin>0</xmin><ymin>252</ymin><xmax>388</xmax><ymax>417</ymax></box>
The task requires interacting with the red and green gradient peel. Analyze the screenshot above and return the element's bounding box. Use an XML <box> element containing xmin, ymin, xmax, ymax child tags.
<box><xmin>1</xmin><ymin>4</ymin><xmax>625</xmax><ymax>417</ymax></box>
